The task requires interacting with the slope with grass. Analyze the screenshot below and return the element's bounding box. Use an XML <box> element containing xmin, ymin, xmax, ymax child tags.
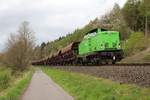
<box><xmin>121</xmin><ymin>47</ymin><xmax>150</xmax><ymax>63</ymax></box>
<box><xmin>121</xmin><ymin>32</ymin><xmax>150</xmax><ymax>63</ymax></box>
<box><xmin>43</xmin><ymin>68</ymin><xmax>150</xmax><ymax>100</ymax></box>
<box><xmin>0</xmin><ymin>67</ymin><xmax>34</xmax><ymax>100</ymax></box>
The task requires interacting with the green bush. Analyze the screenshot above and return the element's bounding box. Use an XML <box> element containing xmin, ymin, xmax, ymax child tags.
<box><xmin>0</xmin><ymin>70</ymin><xmax>34</xmax><ymax>100</ymax></box>
<box><xmin>124</xmin><ymin>32</ymin><xmax>149</xmax><ymax>56</ymax></box>
<box><xmin>0</xmin><ymin>69</ymin><xmax>11</xmax><ymax>91</ymax></box>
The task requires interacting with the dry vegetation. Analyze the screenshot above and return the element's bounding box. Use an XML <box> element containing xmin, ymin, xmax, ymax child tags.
<box><xmin>2</xmin><ymin>21</ymin><xmax>35</xmax><ymax>71</ymax></box>
<box><xmin>0</xmin><ymin>21</ymin><xmax>35</xmax><ymax>99</ymax></box>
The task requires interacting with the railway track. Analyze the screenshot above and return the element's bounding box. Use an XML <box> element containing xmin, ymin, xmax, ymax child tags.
<box><xmin>107</xmin><ymin>63</ymin><xmax>150</xmax><ymax>66</ymax></box>
<box><xmin>44</xmin><ymin>63</ymin><xmax>150</xmax><ymax>67</ymax></box>
<box><xmin>46</xmin><ymin>64</ymin><xmax>150</xmax><ymax>87</ymax></box>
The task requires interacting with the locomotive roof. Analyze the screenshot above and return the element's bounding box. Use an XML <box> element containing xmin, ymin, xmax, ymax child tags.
<box><xmin>86</xmin><ymin>28</ymin><xmax>107</xmax><ymax>34</ymax></box>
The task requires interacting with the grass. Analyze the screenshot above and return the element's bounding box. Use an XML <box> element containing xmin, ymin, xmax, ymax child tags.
<box><xmin>43</xmin><ymin>68</ymin><xmax>150</xmax><ymax>100</ymax></box>
<box><xmin>143</xmin><ymin>54</ymin><xmax>150</xmax><ymax>62</ymax></box>
<box><xmin>0</xmin><ymin>67</ymin><xmax>12</xmax><ymax>91</ymax></box>
<box><xmin>0</xmin><ymin>67</ymin><xmax>34</xmax><ymax>100</ymax></box>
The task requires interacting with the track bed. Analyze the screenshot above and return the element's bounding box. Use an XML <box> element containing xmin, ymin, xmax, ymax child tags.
<box><xmin>51</xmin><ymin>65</ymin><xmax>150</xmax><ymax>87</ymax></box>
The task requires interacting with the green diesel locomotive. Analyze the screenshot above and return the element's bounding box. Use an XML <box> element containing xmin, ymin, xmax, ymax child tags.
<box><xmin>77</xmin><ymin>28</ymin><xmax>123</xmax><ymax>64</ymax></box>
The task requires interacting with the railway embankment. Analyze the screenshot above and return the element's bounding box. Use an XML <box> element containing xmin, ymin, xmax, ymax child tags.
<box><xmin>48</xmin><ymin>65</ymin><xmax>150</xmax><ymax>87</ymax></box>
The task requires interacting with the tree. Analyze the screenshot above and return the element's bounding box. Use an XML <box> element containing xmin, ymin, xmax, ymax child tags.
<box><xmin>111</xmin><ymin>4</ymin><xmax>130</xmax><ymax>39</ymax></box>
<box><xmin>4</xmin><ymin>21</ymin><xmax>35</xmax><ymax>71</ymax></box>
<box><xmin>100</xmin><ymin>3</ymin><xmax>130</xmax><ymax>39</ymax></box>
<box><xmin>139</xmin><ymin>0</ymin><xmax>150</xmax><ymax>36</ymax></box>
<box><xmin>122</xmin><ymin>0</ymin><xmax>145</xmax><ymax>32</ymax></box>
<box><xmin>40</xmin><ymin>42</ymin><xmax>46</xmax><ymax>58</ymax></box>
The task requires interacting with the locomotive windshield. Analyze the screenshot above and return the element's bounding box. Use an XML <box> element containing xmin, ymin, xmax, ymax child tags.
<box><xmin>84</xmin><ymin>28</ymin><xmax>108</xmax><ymax>39</ymax></box>
<box><xmin>84</xmin><ymin>32</ymin><xmax>96</xmax><ymax>39</ymax></box>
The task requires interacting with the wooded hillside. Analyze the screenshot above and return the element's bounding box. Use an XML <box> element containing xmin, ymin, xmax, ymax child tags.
<box><xmin>33</xmin><ymin>0</ymin><xmax>150</xmax><ymax>60</ymax></box>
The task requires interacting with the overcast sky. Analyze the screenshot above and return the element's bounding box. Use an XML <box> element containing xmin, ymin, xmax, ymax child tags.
<box><xmin>0</xmin><ymin>0</ymin><xmax>127</xmax><ymax>51</ymax></box>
